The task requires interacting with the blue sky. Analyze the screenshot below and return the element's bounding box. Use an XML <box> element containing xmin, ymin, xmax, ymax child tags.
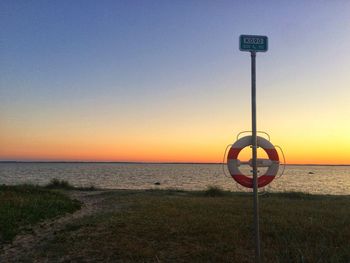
<box><xmin>1</xmin><ymin>1</ymin><xmax>350</xmax><ymax>163</ymax></box>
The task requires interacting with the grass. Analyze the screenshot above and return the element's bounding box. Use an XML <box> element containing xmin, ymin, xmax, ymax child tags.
<box><xmin>203</xmin><ymin>185</ymin><xmax>227</xmax><ymax>197</ymax></box>
<box><xmin>35</xmin><ymin>190</ymin><xmax>350</xmax><ymax>263</ymax></box>
<box><xmin>0</xmin><ymin>184</ymin><xmax>81</xmax><ymax>243</ymax></box>
<box><xmin>45</xmin><ymin>178</ymin><xmax>97</xmax><ymax>191</ymax></box>
<box><xmin>45</xmin><ymin>178</ymin><xmax>74</xmax><ymax>189</ymax></box>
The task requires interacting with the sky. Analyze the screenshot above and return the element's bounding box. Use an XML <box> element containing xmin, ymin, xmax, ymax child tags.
<box><xmin>1</xmin><ymin>0</ymin><xmax>350</xmax><ymax>164</ymax></box>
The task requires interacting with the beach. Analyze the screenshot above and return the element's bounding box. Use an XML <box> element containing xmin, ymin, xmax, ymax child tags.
<box><xmin>1</xmin><ymin>186</ymin><xmax>349</xmax><ymax>262</ymax></box>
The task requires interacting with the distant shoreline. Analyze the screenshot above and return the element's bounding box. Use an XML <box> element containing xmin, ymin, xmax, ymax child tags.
<box><xmin>0</xmin><ymin>161</ymin><xmax>349</xmax><ymax>166</ymax></box>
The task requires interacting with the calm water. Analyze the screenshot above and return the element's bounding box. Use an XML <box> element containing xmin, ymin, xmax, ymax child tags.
<box><xmin>0</xmin><ymin>163</ymin><xmax>350</xmax><ymax>195</ymax></box>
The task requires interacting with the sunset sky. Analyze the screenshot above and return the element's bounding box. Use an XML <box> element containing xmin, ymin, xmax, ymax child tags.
<box><xmin>1</xmin><ymin>1</ymin><xmax>350</xmax><ymax>164</ymax></box>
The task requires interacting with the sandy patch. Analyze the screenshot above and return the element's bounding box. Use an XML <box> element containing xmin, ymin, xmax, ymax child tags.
<box><xmin>0</xmin><ymin>190</ymin><xmax>115</xmax><ymax>262</ymax></box>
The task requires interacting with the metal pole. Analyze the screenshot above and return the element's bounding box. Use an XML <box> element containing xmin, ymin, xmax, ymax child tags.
<box><xmin>251</xmin><ymin>51</ymin><xmax>261</xmax><ymax>263</ymax></box>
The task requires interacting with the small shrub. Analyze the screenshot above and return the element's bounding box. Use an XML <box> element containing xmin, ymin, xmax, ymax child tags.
<box><xmin>204</xmin><ymin>186</ymin><xmax>226</xmax><ymax>197</ymax></box>
<box><xmin>76</xmin><ymin>185</ymin><xmax>97</xmax><ymax>191</ymax></box>
<box><xmin>45</xmin><ymin>179</ymin><xmax>97</xmax><ymax>191</ymax></box>
<box><xmin>45</xmin><ymin>178</ymin><xmax>74</xmax><ymax>190</ymax></box>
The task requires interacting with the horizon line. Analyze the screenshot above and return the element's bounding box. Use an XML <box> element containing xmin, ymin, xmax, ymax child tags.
<box><xmin>0</xmin><ymin>160</ymin><xmax>349</xmax><ymax>166</ymax></box>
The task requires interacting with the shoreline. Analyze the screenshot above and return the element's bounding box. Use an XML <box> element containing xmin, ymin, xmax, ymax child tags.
<box><xmin>1</xmin><ymin>161</ymin><xmax>350</xmax><ymax>166</ymax></box>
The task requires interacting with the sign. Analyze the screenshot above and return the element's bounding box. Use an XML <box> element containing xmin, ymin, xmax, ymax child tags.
<box><xmin>239</xmin><ymin>35</ymin><xmax>268</xmax><ymax>52</ymax></box>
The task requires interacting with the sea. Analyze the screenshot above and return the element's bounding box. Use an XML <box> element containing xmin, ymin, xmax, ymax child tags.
<box><xmin>0</xmin><ymin>163</ymin><xmax>349</xmax><ymax>195</ymax></box>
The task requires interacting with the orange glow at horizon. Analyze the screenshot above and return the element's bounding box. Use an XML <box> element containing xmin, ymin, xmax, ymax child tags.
<box><xmin>1</xmin><ymin>133</ymin><xmax>349</xmax><ymax>164</ymax></box>
<box><xmin>1</xmin><ymin>94</ymin><xmax>350</xmax><ymax>165</ymax></box>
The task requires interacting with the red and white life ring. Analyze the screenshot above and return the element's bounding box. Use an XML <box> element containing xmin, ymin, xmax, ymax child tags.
<box><xmin>227</xmin><ymin>135</ymin><xmax>279</xmax><ymax>188</ymax></box>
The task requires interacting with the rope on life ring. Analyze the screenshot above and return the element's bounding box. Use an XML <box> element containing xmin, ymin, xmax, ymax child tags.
<box><xmin>227</xmin><ymin>135</ymin><xmax>280</xmax><ymax>188</ymax></box>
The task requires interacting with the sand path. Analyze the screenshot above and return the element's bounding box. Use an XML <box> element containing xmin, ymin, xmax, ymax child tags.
<box><xmin>0</xmin><ymin>190</ymin><xmax>113</xmax><ymax>262</ymax></box>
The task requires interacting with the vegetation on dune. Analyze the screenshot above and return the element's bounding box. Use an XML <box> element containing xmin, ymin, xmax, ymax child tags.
<box><xmin>0</xmin><ymin>184</ymin><xmax>81</xmax><ymax>243</ymax></box>
<box><xmin>45</xmin><ymin>178</ymin><xmax>74</xmax><ymax>189</ymax></box>
<box><xmin>0</xmin><ymin>178</ymin><xmax>96</xmax><ymax>244</ymax></box>
<box><xmin>1</xmin><ymin>182</ymin><xmax>349</xmax><ymax>262</ymax></box>
<box><xmin>38</xmin><ymin>190</ymin><xmax>350</xmax><ymax>263</ymax></box>
<box><xmin>45</xmin><ymin>178</ymin><xmax>97</xmax><ymax>191</ymax></box>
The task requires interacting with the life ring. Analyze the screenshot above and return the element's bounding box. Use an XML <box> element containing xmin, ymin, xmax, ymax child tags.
<box><xmin>227</xmin><ymin>135</ymin><xmax>279</xmax><ymax>188</ymax></box>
